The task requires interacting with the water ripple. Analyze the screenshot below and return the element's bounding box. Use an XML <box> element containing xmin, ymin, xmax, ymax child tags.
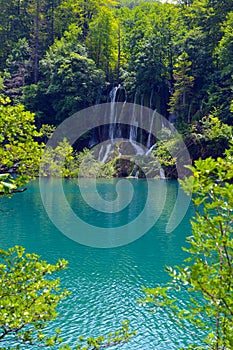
<box><xmin>0</xmin><ymin>179</ymin><xmax>202</xmax><ymax>349</ymax></box>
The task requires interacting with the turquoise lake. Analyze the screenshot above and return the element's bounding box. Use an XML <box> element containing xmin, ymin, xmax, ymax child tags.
<box><xmin>0</xmin><ymin>179</ymin><xmax>199</xmax><ymax>349</ymax></box>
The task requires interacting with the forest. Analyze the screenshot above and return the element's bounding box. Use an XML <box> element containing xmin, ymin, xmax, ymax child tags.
<box><xmin>0</xmin><ymin>0</ymin><xmax>232</xmax><ymax>125</ymax></box>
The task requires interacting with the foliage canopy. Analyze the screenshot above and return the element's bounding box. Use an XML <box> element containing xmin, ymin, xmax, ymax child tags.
<box><xmin>142</xmin><ymin>143</ymin><xmax>233</xmax><ymax>349</ymax></box>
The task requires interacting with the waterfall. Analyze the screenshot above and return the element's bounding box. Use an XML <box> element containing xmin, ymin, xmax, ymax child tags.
<box><xmin>109</xmin><ymin>86</ymin><xmax>118</xmax><ymax>101</ymax></box>
<box><xmin>109</xmin><ymin>86</ymin><xmax>119</xmax><ymax>140</ymax></box>
<box><xmin>139</xmin><ymin>94</ymin><xmax>144</xmax><ymax>144</ymax></box>
<box><xmin>96</xmin><ymin>86</ymin><xmax>167</xmax><ymax>178</ymax></box>
<box><xmin>98</xmin><ymin>143</ymin><xmax>112</xmax><ymax>163</ymax></box>
<box><xmin>131</xmin><ymin>143</ymin><xmax>145</xmax><ymax>155</ymax></box>
<box><xmin>159</xmin><ymin>168</ymin><xmax>166</xmax><ymax>180</ymax></box>
<box><xmin>98</xmin><ymin>85</ymin><xmax>124</xmax><ymax>162</ymax></box>
<box><xmin>109</xmin><ymin>84</ymin><xmax>127</xmax><ymax>140</ymax></box>
<box><xmin>129</xmin><ymin>92</ymin><xmax>138</xmax><ymax>142</ymax></box>
<box><xmin>146</xmin><ymin>143</ymin><xmax>156</xmax><ymax>156</ymax></box>
<box><xmin>129</xmin><ymin>93</ymin><xmax>145</xmax><ymax>155</ymax></box>
<box><xmin>147</xmin><ymin>109</ymin><xmax>156</xmax><ymax>149</ymax></box>
<box><xmin>129</xmin><ymin>164</ymin><xmax>140</xmax><ymax>178</ymax></box>
<box><xmin>129</xmin><ymin>163</ymin><xmax>137</xmax><ymax>177</ymax></box>
<box><xmin>98</xmin><ymin>145</ymin><xmax>104</xmax><ymax>161</ymax></box>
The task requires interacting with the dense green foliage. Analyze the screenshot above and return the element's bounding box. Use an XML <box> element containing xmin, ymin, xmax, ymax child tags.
<box><xmin>0</xmin><ymin>246</ymin><xmax>68</xmax><ymax>348</ymax></box>
<box><xmin>0</xmin><ymin>246</ymin><xmax>134</xmax><ymax>349</ymax></box>
<box><xmin>39</xmin><ymin>116</ymin><xmax>232</xmax><ymax>179</ymax></box>
<box><xmin>0</xmin><ymin>96</ymin><xmax>43</xmax><ymax>194</ymax></box>
<box><xmin>142</xmin><ymin>144</ymin><xmax>233</xmax><ymax>349</ymax></box>
<box><xmin>37</xmin><ymin>29</ymin><xmax>105</xmax><ymax>123</ymax></box>
<box><xmin>0</xmin><ymin>0</ymin><xmax>232</xmax><ymax>127</ymax></box>
<box><xmin>150</xmin><ymin>115</ymin><xmax>232</xmax><ymax>178</ymax></box>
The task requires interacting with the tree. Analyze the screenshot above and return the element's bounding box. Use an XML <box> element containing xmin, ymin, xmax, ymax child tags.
<box><xmin>215</xmin><ymin>12</ymin><xmax>233</xmax><ymax>79</ymax></box>
<box><xmin>0</xmin><ymin>246</ymin><xmax>68</xmax><ymax>348</ymax></box>
<box><xmin>120</xmin><ymin>1</ymin><xmax>186</xmax><ymax>114</ymax></box>
<box><xmin>27</xmin><ymin>0</ymin><xmax>57</xmax><ymax>83</ymax></box>
<box><xmin>0</xmin><ymin>96</ymin><xmax>43</xmax><ymax>194</ymax></box>
<box><xmin>40</xmin><ymin>138</ymin><xmax>75</xmax><ymax>177</ymax></box>
<box><xmin>0</xmin><ymin>246</ymin><xmax>134</xmax><ymax>350</ymax></box>
<box><xmin>208</xmin><ymin>11</ymin><xmax>233</xmax><ymax>123</ymax></box>
<box><xmin>0</xmin><ymin>247</ymin><xmax>135</xmax><ymax>349</ymax></box>
<box><xmin>4</xmin><ymin>38</ymin><xmax>32</xmax><ymax>101</ymax></box>
<box><xmin>86</xmin><ymin>6</ymin><xmax>119</xmax><ymax>80</ymax></box>
<box><xmin>187</xmin><ymin>115</ymin><xmax>232</xmax><ymax>160</ymax></box>
<box><xmin>54</xmin><ymin>0</ymin><xmax>118</xmax><ymax>41</ymax></box>
<box><xmin>36</xmin><ymin>27</ymin><xmax>105</xmax><ymax>123</ymax></box>
<box><xmin>169</xmin><ymin>52</ymin><xmax>194</xmax><ymax>122</ymax></box>
<box><xmin>0</xmin><ymin>0</ymin><xmax>60</xmax><ymax>81</ymax></box>
<box><xmin>178</xmin><ymin>0</ymin><xmax>233</xmax><ymax>123</ymax></box>
<box><xmin>142</xmin><ymin>143</ymin><xmax>233</xmax><ymax>349</ymax></box>
<box><xmin>0</xmin><ymin>0</ymin><xmax>30</xmax><ymax>70</ymax></box>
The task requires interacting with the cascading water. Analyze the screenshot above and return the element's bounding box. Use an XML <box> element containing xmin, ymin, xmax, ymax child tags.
<box><xmin>139</xmin><ymin>94</ymin><xmax>144</xmax><ymax>144</ymax></box>
<box><xmin>109</xmin><ymin>86</ymin><xmax>119</xmax><ymax>140</ymax></box>
<box><xmin>146</xmin><ymin>143</ymin><xmax>156</xmax><ymax>156</ymax></box>
<box><xmin>109</xmin><ymin>84</ymin><xmax>127</xmax><ymax>140</ymax></box>
<box><xmin>96</xmin><ymin>87</ymin><xmax>166</xmax><ymax>178</ymax></box>
<box><xmin>98</xmin><ymin>85</ymin><xmax>126</xmax><ymax>163</ymax></box>
<box><xmin>147</xmin><ymin>109</ymin><xmax>156</xmax><ymax>149</ymax></box>
<box><xmin>159</xmin><ymin>167</ymin><xmax>166</xmax><ymax>180</ymax></box>
<box><xmin>129</xmin><ymin>93</ymin><xmax>138</xmax><ymax>142</ymax></box>
<box><xmin>128</xmin><ymin>92</ymin><xmax>144</xmax><ymax>155</ymax></box>
<box><xmin>149</xmin><ymin>89</ymin><xmax>154</xmax><ymax>110</ymax></box>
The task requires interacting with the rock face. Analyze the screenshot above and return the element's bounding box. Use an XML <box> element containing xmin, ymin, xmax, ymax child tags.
<box><xmin>97</xmin><ymin>141</ymin><xmax>179</xmax><ymax>179</ymax></box>
<box><xmin>103</xmin><ymin>141</ymin><xmax>157</xmax><ymax>178</ymax></box>
<box><xmin>115</xmin><ymin>158</ymin><xmax>133</xmax><ymax>177</ymax></box>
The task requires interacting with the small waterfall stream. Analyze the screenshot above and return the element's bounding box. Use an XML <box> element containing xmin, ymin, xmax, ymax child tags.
<box><xmin>159</xmin><ymin>167</ymin><xmax>166</xmax><ymax>180</ymax></box>
<box><xmin>129</xmin><ymin>92</ymin><xmax>138</xmax><ymax>142</ymax></box>
<box><xmin>147</xmin><ymin>109</ymin><xmax>156</xmax><ymax>149</ymax></box>
<box><xmin>109</xmin><ymin>86</ymin><xmax>119</xmax><ymax>140</ymax></box>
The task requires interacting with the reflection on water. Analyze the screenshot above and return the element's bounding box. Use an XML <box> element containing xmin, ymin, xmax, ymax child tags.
<box><xmin>0</xmin><ymin>179</ymin><xmax>197</xmax><ymax>349</ymax></box>
<box><xmin>39</xmin><ymin>178</ymin><xmax>169</xmax><ymax>248</ymax></box>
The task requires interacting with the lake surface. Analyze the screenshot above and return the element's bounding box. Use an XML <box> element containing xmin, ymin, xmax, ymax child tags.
<box><xmin>0</xmin><ymin>179</ymin><xmax>198</xmax><ymax>349</ymax></box>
